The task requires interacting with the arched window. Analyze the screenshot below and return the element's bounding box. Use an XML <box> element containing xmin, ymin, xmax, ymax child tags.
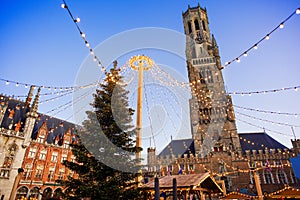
<box><xmin>202</xmin><ymin>20</ymin><xmax>207</xmax><ymax>31</ymax></box>
<box><xmin>194</xmin><ymin>19</ymin><xmax>200</xmax><ymax>30</ymax></box>
<box><xmin>290</xmin><ymin>170</ymin><xmax>297</xmax><ymax>184</ymax></box>
<box><xmin>277</xmin><ymin>169</ymin><xmax>288</xmax><ymax>184</ymax></box>
<box><xmin>15</xmin><ymin>186</ymin><xmax>29</xmax><ymax>200</ymax></box>
<box><xmin>187</xmin><ymin>21</ymin><xmax>192</xmax><ymax>34</ymax></box>
<box><xmin>263</xmin><ymin>170</ymin><xmax>274</xmax><ymax>184</ymax></box>
<box><xmin>53</xmin><ymin>188</ymin><xmax>63</xmax><ymax>198</ymax></box>
<box><xmin>43</xmin><ymin>187</ymin><xmax>53</xmax><ymax>199</ymax></box>
<box><xmin>207</xmin><ymin>70</ymin><xmax>214</xmax><ymax>83</ymax></box>
<box><xmin>29</xmin><ymin>187</ymin><xmax>40</xmax><ymax>199</ymax></box>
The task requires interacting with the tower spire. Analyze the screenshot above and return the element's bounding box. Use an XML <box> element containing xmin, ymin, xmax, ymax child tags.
<box><xmin>31</xmin><ymin>87</ymin><xmax>41</xmax><ymax>114</ymax></box>
<box><xmin>25</xmin><ymin>85</ymin><xmax>35</xmax><ymax>107</ymax></box>
<box><xmin>23</xmin><ymin>87</ymin><xmax>40</xmax><ymax>148</ymax></box>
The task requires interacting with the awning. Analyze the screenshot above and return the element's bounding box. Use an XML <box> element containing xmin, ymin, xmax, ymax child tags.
<box><xmin>267</xmin><ymin>185</ymin><xmax>300</xmax><ymax>199</ymax></box>
<box><xmin>221</xmin><ymin>191</ymin><xmax>258</xmax><ymax>199</ymax></box>
<box><xmin>142</xmin><ymin>172</ymin><xmax>223</xmax><ymax>194</ymax></box>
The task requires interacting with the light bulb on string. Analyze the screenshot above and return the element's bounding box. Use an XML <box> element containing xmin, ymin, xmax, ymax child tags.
<box><xmin>265</xmin><ymin>34</ymin><xmax>270</xmax><ymax>40</ymax></box>
<box><xmin>296</xmin><ymin>8</ymin><xmax>300</xmax><ymax>14</ymax></box>
<box><xmin>74</xmin><ymin>17</ymin><xmax>80</xmax><ymax>23</ymax></box>
<box><xmin>80</xmin><ymin>32</ymin><xmax>85</xmax><ymax>38</ymax></box>
<box><xmin>16</xmin><ymin>83</ymin><xmax>19</xmax><ymax>87</ymax></box>
<box><xmin>254</xmin><ymin>44</ymin><xmax>258</xmax><ymax>49</ymax></box>
<box><xmin>25</xmin><ymin>84</ymin><xmax>28</xmax><ymax>88</ymax></box>
<box><xmin>85</xmin><ymin>41</ymin><xmax>90</xmax><ymax>47</ymax></box>
<box><xmin>279</xmin><ymin>23</ymin><xmax>284</xmax><ymax>29</ymax></box>
<box><xmin>61</xmin><ymin>4</ymin><xmax>67</xmax><ymax>9</ymax></box>
<box><xmin>243</xmin><ymin>52</ymin><xmax>248</xmax><ymax>57</ymax></box>
<box><xmin>5</xmin><ymin>81</ymin><xmax>9</xmax><ymax>85</ymax></box>
<box><xmin>236</xmin><ymin>58</ymin><xmax>240</xmax><ymax>63</ymax></box>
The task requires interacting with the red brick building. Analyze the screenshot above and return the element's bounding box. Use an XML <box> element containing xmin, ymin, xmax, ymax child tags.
<box><xmin>15</xmin><ymin>115</ymin><xmax>77</xmax><ymax>200</ymax></box>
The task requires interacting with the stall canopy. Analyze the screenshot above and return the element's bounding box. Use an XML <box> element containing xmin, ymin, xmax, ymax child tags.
<box><xmin>221</xmin><ymin>191</ymin><xmax>258</xmax><ymax>199</ymax></box>
<box><xmin>268</xmin><ymin>185</ymin><xmax>300</xmax><ymax>199</ymax></box>
<box><xmin>142</xmin><ymin>172</ymin><xmax>223</xmax><ymax>194</ymax></box>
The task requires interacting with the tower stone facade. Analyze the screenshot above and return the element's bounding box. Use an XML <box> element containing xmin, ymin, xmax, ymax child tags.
<box><xmin>182</xmin><ymin>4</ymin><xmax>241</xmax><ymax>156</ymax></box>
<box><xmin>0</xmin><ymin>86</ymin><xmax>39</xmax><ymax>200</ymax></box>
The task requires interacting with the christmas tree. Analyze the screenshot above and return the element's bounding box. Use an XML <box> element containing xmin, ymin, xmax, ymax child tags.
<box><xmin>59</xmin><ymin>61</ymin><xmax>142</xmax><ymax>200</ymax></box>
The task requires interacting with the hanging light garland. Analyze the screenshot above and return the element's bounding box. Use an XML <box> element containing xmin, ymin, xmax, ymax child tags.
<box><xmin>236</xmin><ymin>111</ymin><xmax>300</xmax><ymax>128</ymax></box>
<box><xmin>143</xmin><ymin>81</ymin><xmax>156</xmax><ymax>148</ymax></box>
<box><xmin>234</xmin><ymin>104</ymin><xmax>300</xmax><ymax>117</ymax></box>
<box><xmin>236</xmin><ymin>118</ymin><xmax>293</xmax><ymax>137</ymax></box>
<box><xmin>44</xmin><ymin>87</ymin><xmax>93</xmax><ymax>115</ymax></box>
<box><xmin>0</xmin><ymin>78</ymin><xmax>96</xmax><ymax>91</ymax></box>
<box><xmin>228</xmin><ymin>85</ymin><xmax>300</xmax><ymax>96</ymax></box>
<box><xmin>223</xmin><ymin>8</ymin><xmax>300</xmax><ymax>68</ymax></box>
<box><xmin>39</xmin><ymin>90</ymin><xmax>74</xmax><ymax>104</ymax></box>
<box><xmin>61</xmin><ymin>0</ymin><xmax>107</xmax><ymax>73</ymax></box>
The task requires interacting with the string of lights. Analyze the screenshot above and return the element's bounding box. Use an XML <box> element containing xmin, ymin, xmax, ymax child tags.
<box><xmin>40</xmin><ymin>90</ymin><xmax>74</xmax><ymax>104</ymax></box>
<box><xmin>228</xmin><ymin>85</ymin><xmax>299</xmax><ymax>95</ymax></box>
<box><xmin>219</xmin><ymin>158</ymin><xmax>291</xmax><ymax>173</ymax></box>
<box><xmin>44</xmin><ymin>87</ymin><xmax>93</xmax><ymax>115</ymax></box>
<box><xmin>65</xmin><ymin>102</ymin><xmax>91</xmax><ymax>122</ymax></box>
<box><xmin>223</xmin><ymin>8</ymin><xmax>300</xmax><ymax>68</ymax></box>
<box><xmin>236</xmin><ymin>118</ymin><xmax>293</xmax><ymax>137</ymax></box>
<box><xmin>239</xmin><ymin>135</ymin><xmax>296</xmax><ymax>158</ymax></box>
<box><xmin>143</xmin><ymin>81</ymin><xmax>156</xmax><ymax>148</ymax></box>
<box><xmin>14</xmin><ymin>89</ymin><xmax>74</xmax><ymax>99</ymax></box>
<box><xmin>236</xmin><ymin>111</ymin><xmax>300</xmax><ymax>128</ymax></box>
<box><xmin>61</xmin><ymin>0</ymin><xmax>107</xmax><ymax>73</ymax></box>
<box><xmin>147</xmin><ymin>76</ymin><xmax>174</xmax><ymax>154</ymax></box>
<box><xmin>0</xmin><ymin>77</ymin><xmax>95</xmax><ymax>90</ymax></box>
<box><xmin>234</xmin><ymin>104</ymin><xmax>300</xmax><ymax>117</ymax></box>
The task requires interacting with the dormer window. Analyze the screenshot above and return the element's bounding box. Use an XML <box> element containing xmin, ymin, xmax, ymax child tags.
<box><xmin>37</xmin><ymin>134</ymin><xmax>45</xmax><ymax>143</ymax></box>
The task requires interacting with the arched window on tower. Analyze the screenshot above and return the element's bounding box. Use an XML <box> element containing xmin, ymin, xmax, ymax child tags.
<box><xmin>202</xmin><ymin>20</ymin><xmax>207</xmax><ymax>31</ymax></box>
<box><xmin>194</xmin><ymin>19</ymin><xmax>200</xmax><ymax>30</ymax></box>
<box><xmin>199</xmin><ymin>71</ymin><xmax>205</xmax><ymax>84</ymax></box>
<box><xmin>207</xmin><ymin>69</ymin><xmax>214</xmax><ymax>83</ymax></box>
<box><xmin>188</xmin><ymin>21</ymin><xmax>192</xmax><ymax>34</ymax></box>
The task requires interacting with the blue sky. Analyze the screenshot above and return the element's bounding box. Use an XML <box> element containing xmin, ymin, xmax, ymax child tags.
<box><xmin>0</xmin><ymin>0</ymin><xmax>300</xmax><ymax>154</ymax></box>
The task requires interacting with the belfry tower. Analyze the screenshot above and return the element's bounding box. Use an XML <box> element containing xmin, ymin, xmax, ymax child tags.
<box><xmin>182</xmin><ymin>4</ymin><xmax>242</xmax><ymax>156</ymax></box>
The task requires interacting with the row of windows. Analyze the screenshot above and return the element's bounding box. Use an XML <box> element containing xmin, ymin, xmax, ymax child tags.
<box><xmin>27</xmin><ymin>147</ymin><xmax>74</xmax><ymax>162</ymax></box>
<box><xmin>250</xmin><ymin>170</ymin><xmax>296</xmax><ymax>185</ymax></box>
<box><xmin>23</xmin><ymin>167</ymin><xmax>74</xmax><ymax>180</ymax></box>
<box><xmin>199</xmin><ymin>70</ymin><xmax>214</xmax><ymax>84</ymax></box>
<box><xmin>187</xmin><ymin>19</ymin><xmax>207</xmax><ymax>34</ymax></box>
<box><xmin>35</xmin><ymin>135</ymin><xmax>70</xmax><ymax>148</ymax></box>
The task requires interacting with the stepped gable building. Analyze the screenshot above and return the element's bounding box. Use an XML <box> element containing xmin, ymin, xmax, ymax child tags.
<box><xmin>0</xmin><ymin>87</ymin><xmax>77</xmax><ymax>200</ymax></box>
<box><xmin>148</xmin><ymin>3</ymin><xmax>300</xmax><ymax>196</ymax></box>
